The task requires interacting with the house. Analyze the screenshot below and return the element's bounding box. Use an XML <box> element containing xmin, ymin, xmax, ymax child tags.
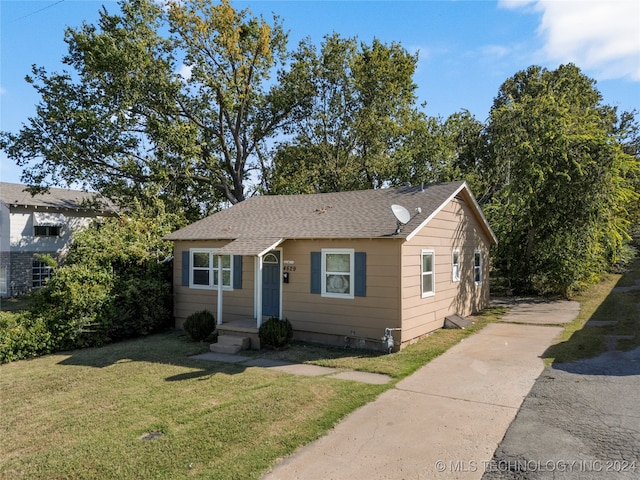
<box><xmin>164</xmin><ymin>181</ymin><xmax>497</xmax><ymax>351</ymax></box>
<box><xmin>0</xmin><ymin>182</ymin><xmax>115</xmax><ymax>297</ymax></box>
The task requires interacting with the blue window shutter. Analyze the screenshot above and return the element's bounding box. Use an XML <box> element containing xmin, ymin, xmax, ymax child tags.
<box><xmin>355</xmin><ymin>252</ymin><xmax>366</xmax><ymax>297</ymax></box>
<box><xmin>310</xmin><ymin>252</ymin><xmax>321</xmax><ymax>294</ymax></box>
<box><xmin>233</xmin><ymin>255</ymin><xmax>242</xmax><ymax>289</ymax></box>
<box><xmin>181</xmin><ymin>251</ymin><xmax>190</xmax><ymax>286</ymax></box>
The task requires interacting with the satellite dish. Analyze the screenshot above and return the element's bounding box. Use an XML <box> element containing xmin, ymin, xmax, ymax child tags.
<box><xmin>391</xmin><ymin>204</ymin><xmax>411</xmax><ymax>225</ymax></box>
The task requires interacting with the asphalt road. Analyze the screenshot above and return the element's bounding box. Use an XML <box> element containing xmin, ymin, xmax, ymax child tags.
<box><xmin>482</xmin><ymin>347</ymin><xmax>640</xmax><ymax>480</ymax></box>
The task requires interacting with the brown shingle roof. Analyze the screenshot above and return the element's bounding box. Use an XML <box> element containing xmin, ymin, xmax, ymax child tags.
<box><xmin>165</xmin><ymin>181</ymin><xmax>496</xmax><ymax>248</ymax></box>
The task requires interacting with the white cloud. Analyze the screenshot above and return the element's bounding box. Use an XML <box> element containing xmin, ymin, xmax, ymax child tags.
<box><xmin>480</xmin><ymin>44</ymin><xmax>511</xmax><ymax>59</ymax></box>
<box><xmin>178</xmin><ymin>63</ymin><xmax>193</xmax><ymax>80</ymax></box>
<box><xmin>0</xmin><ymin>86</ymin><xmax>7</xmax><ymax>95</ymax></box>
<box><xmin>501</xmin><ymin>0</ymin><xmax>640</xmax><ymax>81</ymax></box>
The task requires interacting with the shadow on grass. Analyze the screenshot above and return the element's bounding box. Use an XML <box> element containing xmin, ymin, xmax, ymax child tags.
<box><xmin>57</xmin><ymin>331</ymin><xmax>251</xmax><ymax>381</ymax></box>
<box><xmin>541</xmin><ymin>257</ymin><xmax>640</xmax><ymax>377</ymax></box>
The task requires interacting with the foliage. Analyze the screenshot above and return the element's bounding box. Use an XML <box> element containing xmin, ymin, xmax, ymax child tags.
<box><xmin>27</xmin><ymin>204</ymin><xmax>178</xmax><ymax>352</ymax></box>
<box><xmin>184</xmin><ymin>310</ymin><xmax>217</xmax><ymax>342</ymax></box>
<box><xmin>0</xmin><ymin>312</ymin><xmax>53</xmax><ymax>364</ymax></box>
<box><xmin>33</xmin><ymin>253</ymin><xmax>58</xmax><ymax>269</ymax></box>
<box><xmin>484</xmin><ymin>64</ymin><xmax>639</xmax><ymax>296</ymax></box>
<box><xmin>0</xmin><ymin>0</ymin><xmax>309</xmax><ymax>217</ymax></box>
<box><xmin>393</xmin><ymin>110</ymin><xmax>489</xmax><ymax>197</ymax></box>
<box><xmin>31</xmin><ymin>265</ymin><xmax>115</xmax><ymax>349</ymax></box>
<box><xmin>259</xmin><ymin>316</ymin><xmax>293</xmax><ymax>349</ymax></box>
<box><xmin>264</xmin><ymin>34</ymin><xmax>421</xmax><ymax>194</ymax></box>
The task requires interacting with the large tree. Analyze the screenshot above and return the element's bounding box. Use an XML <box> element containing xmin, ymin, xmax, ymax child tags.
<box><xmin>1</xmin><ymin>0</ymin><xmax>309</xmax><ymax>218</ymax></box>
<box><xmin>264</xmin><ymin>34</ymin><xmax>420</xmax><ymax>194</ymax></box>
<box><xmin>392</xmin><ymin>110</ymin><xmax>488</xmax><ymax>197</ymax></box>
<box><xmin>485</xmin><ymin>64</ymin><xmax>638</xmax><ymax>296</ymax></box>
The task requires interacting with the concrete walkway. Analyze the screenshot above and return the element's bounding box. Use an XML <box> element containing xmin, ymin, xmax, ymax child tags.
<box><xmin>262</xmin><ymin>300</ymin><xmax>578</xmax><ymax>480</ymax></box>
<box><xmin>190</xmin><ymin>352</ymin><xmax>393</xmax><ymax>385</ymax></box>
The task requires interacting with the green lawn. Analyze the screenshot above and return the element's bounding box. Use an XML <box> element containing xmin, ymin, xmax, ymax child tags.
<box><xmin>0</xmin><ymin>308</ymin><xmax>504</xmax><ymax>480</ymax></box>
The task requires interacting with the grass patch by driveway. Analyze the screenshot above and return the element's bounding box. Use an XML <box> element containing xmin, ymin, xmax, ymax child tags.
<box><xmin>543</xmin><ymin>256</ymin><xmax>640</xmax><ymax>365</ymax></box>
<box><xmin>0</xmin><ymin>307</ymin><xmax>505</xmax><ymax>479</ymax></box>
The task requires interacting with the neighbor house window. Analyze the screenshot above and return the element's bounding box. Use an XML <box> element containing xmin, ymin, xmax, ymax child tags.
<box><xmin>32</xmin><ymin>260</ymin><xmax>54</xmax><ymax>288</ymax></box>
<box><xmin>34</xmin><ymin>225</ymin><xmax>60</xmax><ymax>237</ymax></box>
<box><xmin>322</xmin><ymin>249</ymin><xmax>354</xmax><ymax>298</ymax></box>
<box><xmin>421</xmin><ymin>250</ymin><xmax>435</xmax><ymax>297</ymax></box>
<box><xmin>452</xmin><ymin>250</ymin><xmax>460</xmax><ymax>282</ymax></box>
<box><xmin>0</xmin><ymin>266</ymin><xmax>7</xmax><ymax>295</ymax></box>
<box><xmin>190</xmin><ymin>249</ymin><xmax>232</xmax><ymax>290</ymax></box>
<box><xmin>474</xmin><ymin>250</ymin><xmax>482</xmax><ymax>284</ymax></box>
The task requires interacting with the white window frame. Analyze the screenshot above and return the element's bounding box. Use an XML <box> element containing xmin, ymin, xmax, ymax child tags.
<box><xmin>474</xmin><ymin>250</ymin><xmax>483</xmax><ymax>285</ymax></box>
<box><xmin>189</xmin><ymin>248</ymin><xmax>233</xmax><ymax>290</ymax></box>
<box><xmin>321</xmin><ymin>249</ymin><xmax>354</xmax><ymax>299</ymax></box>
<box><xmin>452</xmin><ymin>249</ymin><xmax>461</xmax><ymax>282</ymax></box>
<box><xmin>421</xmin><ymin>249</ymin><xmax>435</xmax><ymax>298</ymax></box>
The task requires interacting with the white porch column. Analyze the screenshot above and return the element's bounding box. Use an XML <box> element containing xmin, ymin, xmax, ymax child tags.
<box><xmin>216</xmin><ymin>255</ymin><xmax>223</xmax><ymax>325</ymax></box>
<box><xmin>255</xmin><ymin>255</ymin><xmax>263</xmax><ymax>328</ymax></box>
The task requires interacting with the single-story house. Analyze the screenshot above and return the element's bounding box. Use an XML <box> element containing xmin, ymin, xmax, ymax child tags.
<box><xmin>0</xmin><ymin>182</ymin><xmax>115</xmax><ymax>297</ymax></box>
<box><xmin>164</xmin><ymin>180</ymin><xmax>497</xmax><ymax>351</ymax></box>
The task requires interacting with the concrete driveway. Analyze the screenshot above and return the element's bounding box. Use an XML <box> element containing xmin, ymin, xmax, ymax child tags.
<box><xmin>262</xmin><ymin>301</ymin><xmax>576</xmax><ymax>480</ymax></box>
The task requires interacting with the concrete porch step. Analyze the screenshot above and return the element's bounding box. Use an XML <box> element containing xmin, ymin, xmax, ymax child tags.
<box><xmin>210</xmin><ymin>335</ymin><xmax>251</xmax><ymax>354</ymax></box>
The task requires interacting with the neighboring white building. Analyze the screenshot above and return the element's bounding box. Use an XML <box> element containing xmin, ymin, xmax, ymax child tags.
<box><xmin>0</xmin><ymin>183</ymin><xmax>115</xmax><ymax>297</ymax></box>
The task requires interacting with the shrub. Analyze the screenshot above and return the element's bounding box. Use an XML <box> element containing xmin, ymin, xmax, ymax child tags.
<box><xmin>184</xmin><ymin>310</ymin><xmax>216</xmax><ymax>342</ymax></box>
<box><xmin>108</xmin><ymin>268</ymin><xmax>173</xmax><ymax>340</ymax></box>
<box><xmin>259</xmin><ymin>317</ymin><xmax>293</xmax><ymax>349</ymax></box>
<box><xmin>30</xmin><ymin>264</ymin><xmax>115</xmax><ymax>349</ymax></box>
<box><xmin>0</xmin><ymin>312</ymin><xmax>53</xmax><ymax>364</ymax></box>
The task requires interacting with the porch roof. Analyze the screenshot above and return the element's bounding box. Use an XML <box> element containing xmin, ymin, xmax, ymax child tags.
<box><xmin>215</xmin><ymin>237</ymin><xmax>284</xmax><ymax>256</ymax></box>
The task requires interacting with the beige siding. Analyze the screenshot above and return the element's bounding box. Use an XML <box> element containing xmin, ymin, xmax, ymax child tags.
<box><xmin>172</xmin><ymin>238</ymin><xmax>403</xmax><ymax>343</ymax></box>
<box><xmin>400</xmin><ymin>197</ymin><xmax>492</xmax><ymax>344</ymax></box>
<box><xmin>280</xmin><ymin>239</ymin><xmax>402</xmax><ymax>342</ymax></box>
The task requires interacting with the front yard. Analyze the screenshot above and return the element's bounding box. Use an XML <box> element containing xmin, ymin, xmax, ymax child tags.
<box><xmin>0</xmin><ymin>308</ymin><xmax>503</xmax><ymax>480</ymax></box>
<box><xmin>2</xmin><ymin>252</ymin><xmax>636</xmax><ymax>480</ymax></box>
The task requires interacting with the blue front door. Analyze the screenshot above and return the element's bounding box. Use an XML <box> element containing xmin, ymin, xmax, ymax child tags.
<box><xmin>262</xmin><ymin>251</ymin><xmax>280</xmax><ymax>317</ymax></box>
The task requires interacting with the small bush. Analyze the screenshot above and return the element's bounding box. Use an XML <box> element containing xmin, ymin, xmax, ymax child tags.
<box><xmin>184</xmin><ymin>310</ymin><xmax>216</xmax><ymax>342</ymax></box>
<box><xmin>0</xmin><ymin>312</ymin><xmax>53</xmax><ymax>364</ymax></box>
<box><xmin>259</xmin><ymin>317</ymin><xmax>293</xmax><ymax>349</ymax></box>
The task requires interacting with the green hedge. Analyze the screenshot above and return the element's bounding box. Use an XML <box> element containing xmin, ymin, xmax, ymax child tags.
<box><xmin>0</xmin><ymin>312</ymin><xmax>53</xmax><ymax>364</ymax></box>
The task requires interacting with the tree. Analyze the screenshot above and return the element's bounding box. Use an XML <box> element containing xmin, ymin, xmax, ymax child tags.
<box><xmin>1</xmin><ymin>0</ymin><xmax>309</xmax><ymax>218</ymax></box>
<box><xmin>30</xmin><ymin>203</ymin><xmax>182</xmax><ymax>349</ymax></box>
<box><xmin>485</xmin><ymin>64</ymin><xmax>639</xmax><ymax>296</ymax></box>
<box><xmin>392</xmin><ymin>110</ymin><xmax>488</xmax><ymax>197</ymax></box>
<box><xmin>264</xmin><ymin>34</ymin><xmax>420</xmax><ymax>194</ymax></box>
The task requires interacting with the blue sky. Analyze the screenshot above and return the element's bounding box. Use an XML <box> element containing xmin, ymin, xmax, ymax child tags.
<box><xmin>1</xmin><ymin>0</ymin><xmax>639</xmax><ymax>185</ymax></box>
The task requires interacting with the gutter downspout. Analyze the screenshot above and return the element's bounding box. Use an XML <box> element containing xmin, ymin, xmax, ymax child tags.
<box><xmin>216</xmin><ymin>255</ymin><xmax>223</xmax><ymax>325</ymax></box>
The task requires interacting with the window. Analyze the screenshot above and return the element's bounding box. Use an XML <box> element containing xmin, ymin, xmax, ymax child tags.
<box><xmin>34</xmin><ymin>225</ymin><xmax>60</xmax><ymax>237</ymax></box>
<box><xmin>32</xmin><ymin>260</ymin><xmax>54</xmax><ymax>288</ymax></box>
<box><xmin>421</xmin><ymin>250</ymin><xmax>435</xmax><ymax>297</ymax></box>
<box><xmin>190</xmin><ymin>249</ymin><xmax>233</xmax><ymax>290</ymax></box>
<box><xmin>452</xmin><ymin>250</ymin><xmax>460</xmax><ymax>282</ymax></box>
<box><xmin>0</xmin><ymin>267</ymin><xmax>7</xmax><ymax>295</ymax></box>
<box><xmin>474</xmin><ymin>250</ymin><xmax>482</xmax><ymax>284</ymax></box>
<box><xmin>322</xmin><ymin>249</ymin><xmax>354</xmax><ymax>298</ymax></box>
